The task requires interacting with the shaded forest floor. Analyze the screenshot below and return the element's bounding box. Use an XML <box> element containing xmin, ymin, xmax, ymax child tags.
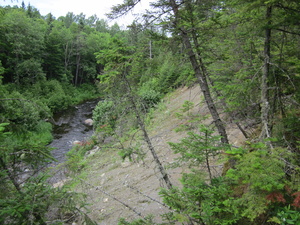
<box><xmin>70</xmin><ymin>85</ymin><xmax>247</xmax><ymax>224</ymax></box>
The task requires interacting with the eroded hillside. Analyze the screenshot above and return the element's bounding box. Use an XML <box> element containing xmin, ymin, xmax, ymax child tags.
<box><xmin>72</xmin><ymin>85</ymin><xmax>247</xmax><ymax>224</ymax></box>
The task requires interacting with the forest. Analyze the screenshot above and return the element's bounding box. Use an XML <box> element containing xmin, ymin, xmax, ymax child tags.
<box><xmin>0</xmin><ymin>0</ymin><xmax>300</xmax><ymax>224</ymax></box>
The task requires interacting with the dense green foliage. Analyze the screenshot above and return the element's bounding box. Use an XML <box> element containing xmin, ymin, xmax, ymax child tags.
<box><xmin>1</xmin><ymin>0</ymin><xmax>300</xmax><ymax>224</ymax></box>
<box><xmin>104</xmin><ymin>0</ymin><xmax>300</xmax><ymax>224</ymax></box>
<box><xmin>0</xmin><ymin>3</ymin><xmax>190</xmax><ymax>223</ymax></box>
<box><xmin>0</xmin><ymin>4</ymin><xmax>108</xmax><ymax>224</ymax></box>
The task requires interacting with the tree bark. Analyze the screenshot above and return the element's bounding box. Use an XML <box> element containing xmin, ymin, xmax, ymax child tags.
<box><xmin>64</xmin><ymin>41</ymin><xmax>72</xmax><ymax>75</ymax></box>
<box><xmin>184</xmin><ymin>35</ymin><xmax>229</xmax><ymax>145</ymax></box>
<box><xmin>75</xmin><ymin>52</ymin><xmax>80</xmax><ymax>86</ymax></box>
<box><xmin>187</xmin><ymin>17</ymin><xmax>248</xmax><ymax>139</ymax></box>
<box><xmin>169</xmin><ymin>0</ymin><xmax>229</xmax><ymax>145</ymax></box>
<box><xmin>260</xmin><ymin>6</ymin><xmax>272</xmax><ymax>141</ymax></box>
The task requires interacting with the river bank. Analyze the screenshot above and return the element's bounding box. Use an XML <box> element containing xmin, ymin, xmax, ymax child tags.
<box><xmin>67</xmin><ymin>85</ymin><xmax>247</xmax><ymax>224</ymax></box>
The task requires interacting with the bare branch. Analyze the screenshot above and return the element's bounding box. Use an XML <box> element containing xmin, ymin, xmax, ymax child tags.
<box><xmin>274</xmin><ymin>28</ymin><xmax>300</xmax><ymax>36</ymax></box>
<box><xmin>106</xmin><ymin>0</ymin><xmax>141</xmax><ymax>19</ymax></box>
<box><xmin>124</xmin><ymin>183</ymin><xmax>170</xmax><ymax>209</ymax></box>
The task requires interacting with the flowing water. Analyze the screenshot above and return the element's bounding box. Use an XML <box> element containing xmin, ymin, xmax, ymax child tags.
<box><xmin>47</xmin><ymin>99</ymin><xmax>99</xmax><ymax>183</ymax></box>
<box><xmin>50</xmin><ymin>99</ymin><xmax>99</xmax><ymax>163</ymax></box>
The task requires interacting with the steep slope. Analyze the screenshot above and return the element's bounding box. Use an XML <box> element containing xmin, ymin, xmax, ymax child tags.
<box><xmin>73</xmin><ymin>85</ymin><xmax>246</xmax><ymax>224</ymax></box>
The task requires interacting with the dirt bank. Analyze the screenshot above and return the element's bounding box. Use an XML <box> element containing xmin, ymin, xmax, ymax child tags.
<box><xmin>73</xmin><ymin>85</ymin><xmax>247</xmax><ymax>224</ymax></box>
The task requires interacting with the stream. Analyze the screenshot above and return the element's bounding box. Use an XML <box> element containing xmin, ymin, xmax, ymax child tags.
<box><xmin>47</xmin><ymin>99</ymin><xmax>99</xmax><ymax>183</ymax></box>
<box><xmin>50</xmin><ymin>99</ymin><xmax>99</xmax><ymax>163</ymax></box>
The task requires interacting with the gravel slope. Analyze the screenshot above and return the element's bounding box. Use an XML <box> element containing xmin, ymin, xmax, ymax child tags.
<box><xmin>72</xmin><ymin>85</ymin><xmax>247</xmax><ymax>225</ymax></box>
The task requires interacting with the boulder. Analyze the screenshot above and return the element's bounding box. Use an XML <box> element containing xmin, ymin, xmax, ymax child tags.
<box><xmin>73</xmin><ymin>140</ymin><xmax>82</xmax><ymax>146</ymax></box>
<box><xmin>84</xmin><ymin>119</ymin><xmax>93</xmax><ymax>126</ymax></box>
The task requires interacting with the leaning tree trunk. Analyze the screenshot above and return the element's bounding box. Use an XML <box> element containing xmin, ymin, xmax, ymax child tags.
<box><xmin>189</xmin><ymin>24</ymin><xmax>248</xmax><ymax>139</ymax></box>
<box><xmin>184</xmin><ymin>35</ymin><xmax>229</xmax><ymax>145</ymax></box>
<box><xmin>124</xmin><ymin>76</ymin><xmax>173</xmax><ymax>189</ymax></box>
<box><xmin>169</xmin><ymin>0</ymin><xmax>229</xmax><ymax>145</ymax></box>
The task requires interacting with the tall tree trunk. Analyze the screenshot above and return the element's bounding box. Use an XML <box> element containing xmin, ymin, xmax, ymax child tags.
<box><xmin>260</xmin><ymin>6</ymin><xmax>272</xmax><ymax>141</ymax></box>
<box><xmin>187</xmin><ymin>15</ymin><xmax>248</xmax><ymax>139</ymax></box>
<box><xmin>75</xmin><ymin>53</ymin><xmax>80</xmax><ymax>86</ymax></box>
<box><xmin>64</xmin><ymin>41</ymin><xmax>73</xmax><ymax>76</ymax></box>
<box><xmin>183</xmin><ymin>35</ymin><xmax>229</xmax><ymax>145</ymax></box>
<box><xmin>149</xmin><ymin>40</ymin><xmax>152</xmax><ymax>59</ymax></box>
<box><xmin>74</xmin><ymin>34</ymin><xmax>83</xmax><ymax>86</ymax></box>
<box><xmin>169</xmin><ymin>0</ymin><xmax>229</xmax><ymax>145</ymax></box>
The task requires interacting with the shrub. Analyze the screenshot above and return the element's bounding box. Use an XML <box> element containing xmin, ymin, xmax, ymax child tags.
<box><xmin>93</xmin><ymin>100</ymin><xmax>116</xmax><ymax>129</ymax></box>
<box><xmin>0</xmin><ymin>174</ymin><xmax>93</xmax><ymax>225</ymax></box>
<box><xmin>29</xmin><ymin>80</ymin><xmax>73</xmax><ymax>111</ymax></box>
<box><xmin>0</xmin><ymin>91</ymin><xmax>41</xmax><ymax>132</ymax></box>
<box><xmin>138</xmin><ymin>88</ymin><xmax>161</xmax><ymax>111</ymax></box>
<box><xmin>64</xmin><ymin>83</ymin><xmax>100</xmax><ymax>104</ymax></box>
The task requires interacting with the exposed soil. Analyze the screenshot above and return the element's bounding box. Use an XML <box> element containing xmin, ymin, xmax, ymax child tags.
<box><xmin>69</xmin><ymin>85</ymin><xmax>247</xmax><ymax>224</ymax></box>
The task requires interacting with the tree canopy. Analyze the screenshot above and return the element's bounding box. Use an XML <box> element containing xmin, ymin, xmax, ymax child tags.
<box><xmin>0</xmin><ymin>0</ymin><xmax>300</xmax><ymax>224</ymax></box>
